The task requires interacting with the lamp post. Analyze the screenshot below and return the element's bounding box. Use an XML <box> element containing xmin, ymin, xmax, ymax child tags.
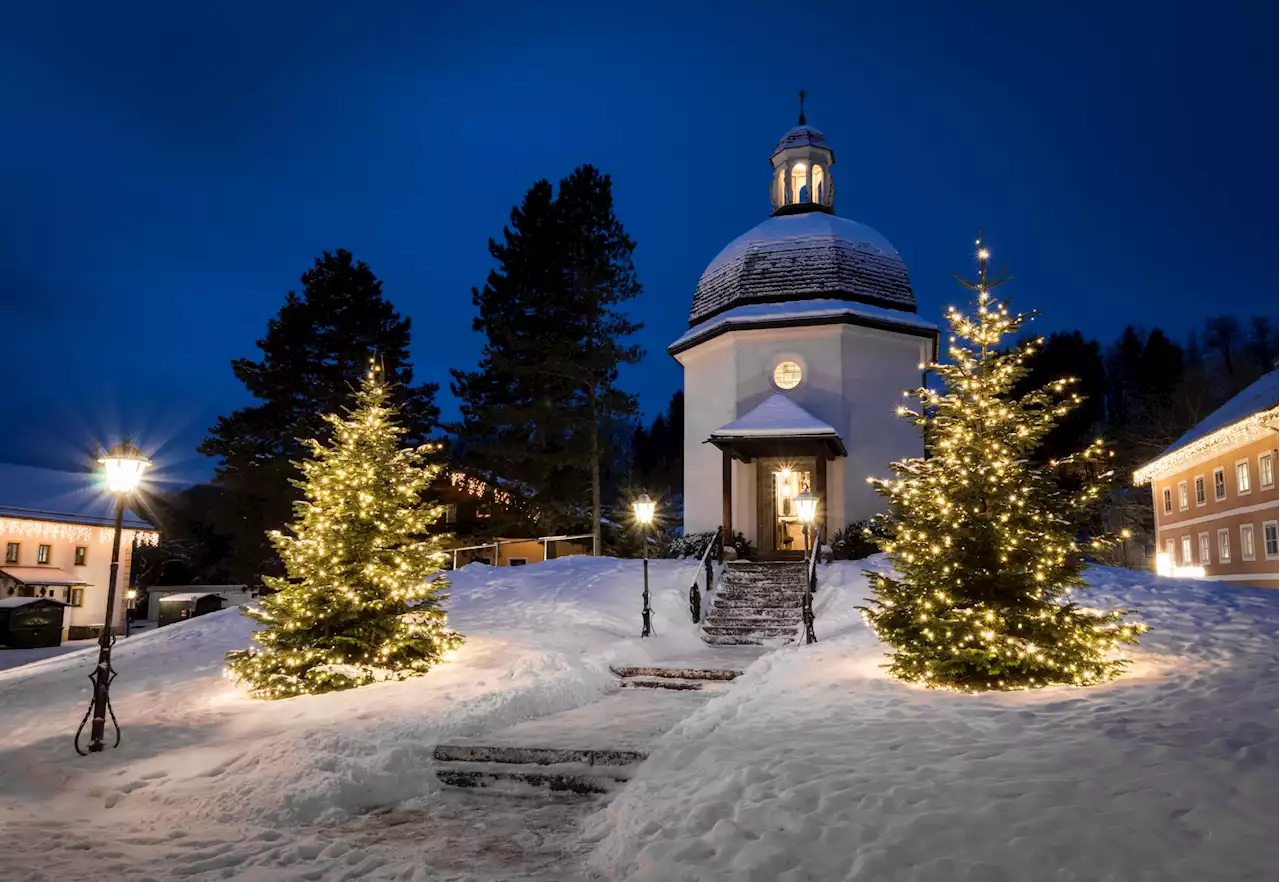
<box><xmin>794</xmin><ymin>490</ymin><xmax>819</xmax><ymax>645</ymax></box>
<box><xmin>75</xmin><ymin>442</ymin><xmax>150</xmax><ymax>755</ymax></box>
<box><xmin>633</xmin><ymin>493</ymin><xmax>656</xmax><ymax>638</ymax></box>
<box><xmin>795</xmin><ymin>490</ymin><xmax>819</xmax><ymax>556</ymax></box>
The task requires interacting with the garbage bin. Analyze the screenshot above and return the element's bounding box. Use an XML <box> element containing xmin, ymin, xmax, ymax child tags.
<box><xmin>0</xmin><ymin>597</ymin><xmax>68</xmax><ymax>648</ymax></box>
<box><xmin>156</xmin><ymin>593</ymin><xmax>226</xmax><ymax>628</ymax></box>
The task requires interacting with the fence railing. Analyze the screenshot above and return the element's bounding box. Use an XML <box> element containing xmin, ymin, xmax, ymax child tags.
<box><xmin>688</xmin><ymin>527</ymin><xmax>723</xmax><ymax>624</ymax></box>
<box><xmin>447</xmin><ymin>532</ymin><xmax>597</xmax><ymax>570</ymax></box>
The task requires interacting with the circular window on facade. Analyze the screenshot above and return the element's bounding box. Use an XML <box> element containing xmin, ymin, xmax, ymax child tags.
<box><xmin>773</xmin><ymin>360</ymin><xmax>803</xmax><ymax>390</ymax></box>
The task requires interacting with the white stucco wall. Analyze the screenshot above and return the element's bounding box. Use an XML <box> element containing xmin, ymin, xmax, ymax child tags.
<box><xmin>1</xmin><ymin>519</ymin><xmax>153</xmax><ymax>636</ymax></box>
<box><xmin>677</xmin><ymin>320</ymin><xmax>932</xmax><ymax>540</ymax></box>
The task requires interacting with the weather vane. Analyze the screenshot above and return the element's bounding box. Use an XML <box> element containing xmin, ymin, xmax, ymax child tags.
<box><xmin>798</xmin><ymin>89</ymin><xmax>807</xmax><ymax>125</ymax></box>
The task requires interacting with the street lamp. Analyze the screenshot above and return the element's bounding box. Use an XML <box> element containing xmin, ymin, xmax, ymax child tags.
<box><xmin>75</xmin><ymin>441</ymin><xmax>150</xmax><ymax>755</ymax></box>
<box><xmin>795</xmin><ymin>490</ymin><xmax>819</xmax><ymax>555</ymax></box>
<box><xmin>633</xmin><ymin>493</ymin><xmax>656</xmax><ymax>638</ymax></box>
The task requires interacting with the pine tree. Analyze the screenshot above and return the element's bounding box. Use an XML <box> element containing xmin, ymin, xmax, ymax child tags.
<box><xmin>201</xmin><ymin>250</ymin><xmax>440</xmax><ymax>585</ymax></box>
<box><xmin>860</xmin><ymin>238</ymin><xmax>1145</xmax><ymax>692</ymax></box>
<box><xmin>451</xmin><ymin>166</ymin><xmax>643</xmax><ymax>543</ymax></box>
<box><xmin>226</xmin><ymin>368</ymin><xmax>461</xmax><ymax>699</ymax></box>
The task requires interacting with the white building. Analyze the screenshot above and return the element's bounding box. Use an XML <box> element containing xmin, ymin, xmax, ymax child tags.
<box><xmin>0</xmin><ymin>462</ymin><xmax>159</xmax><ymax>639</ymax></box>
<box><xmin>671</xmin><ymin>108</ymin><xmax>938</xmax><ymax>556</ymax></box>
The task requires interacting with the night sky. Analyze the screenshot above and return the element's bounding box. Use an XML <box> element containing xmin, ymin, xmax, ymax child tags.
<box><xmin>1</xmin><ymin>1</ymin><xmax>1273</xmax><ymax>488</ymax></box>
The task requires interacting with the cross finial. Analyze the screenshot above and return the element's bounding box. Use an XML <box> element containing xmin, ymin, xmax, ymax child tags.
<box><xmin>798</xmin><ymin>90</ymin><xmax>807</xmax><ymax>125</ymax></box>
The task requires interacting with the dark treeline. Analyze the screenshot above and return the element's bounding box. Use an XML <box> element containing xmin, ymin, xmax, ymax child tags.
<box><xmin>1010</xmin><ymin>314</ymin><xmax>1275</xmax><ymax>560</ymax></box>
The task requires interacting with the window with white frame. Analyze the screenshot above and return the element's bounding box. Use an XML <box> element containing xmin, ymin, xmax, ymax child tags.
<box><xmin>1240</xmin><ymin>524</ymin><xmax>1256</xmax><ymax>561</ymax></box>
<box><xmin>1264</xmin><ymin>521</ymin><xmax>1278</xmax><ymax>559</ymax></box>
<box><xmin>1218</xmin><ymin>528</ymin><xmax>1231</xmax><ymax>562</ymax></box>
<box><xmin>1178</xmin><ymin>481</ymin><xmax>1189</xmax><ymax>510</ymax></box>
<box><xmin>1162</xmin><ymin>488</ymin><xmax>1172</xmax><ymax>514</ymax></box>
<box><xmin>1163</xmin><ymin>538</ymin><xmax>1175</xmax><ymax>558</ymax></box>
<box><xmin>1194</xmin><ymin>475</ymin><xmax>1206</xmax><ymax>506</ymax></box>
<box><xmin>1235</xmin><ymin>460</ymin><xmax>1251</xmax><ymax>494</ymax></box>
<box><xmin>1260</xmin><ymin>453</ymin><xmax>1275</xmax><ymax>489</ymax></box>
<box><xmin>1198</xmin><ymin>532</ymin><xmax>1211</xmax><ymax>565</ymax></box>
<box><xmin>1213</xmin><ymin>468</ymin><xmax>1226</xmax><ymax>501</ymax></box>
<box><xmin>1180</xmin><ymin>535</ymin><xmax>1192</xmax><ymax>564</ymax></box>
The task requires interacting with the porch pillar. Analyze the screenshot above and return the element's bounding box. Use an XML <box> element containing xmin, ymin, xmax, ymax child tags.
<box><xmin>814</xmin><ymin>447</ymin><xmax>828</xmax><ymax>540</ymax></box>
<box><xmin>722</xmin><ymin>449</ymin><xmax>733</xmax><ymax>539</ymax></box>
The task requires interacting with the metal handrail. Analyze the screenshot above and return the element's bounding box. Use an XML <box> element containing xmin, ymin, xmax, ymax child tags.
<box><xmin>448</xmin><ymin>532</ymin><xmax>596</xmax><ymax>569</ymax></box>
<box><xmin>802</xmin><ymin>525</ymin><xmax>820</xmax><ymax>644</ymax></box>
<box><xmin>688</xmin><ymin>527</ymin><xmax>723</xmax><ymax>624</ymax></box>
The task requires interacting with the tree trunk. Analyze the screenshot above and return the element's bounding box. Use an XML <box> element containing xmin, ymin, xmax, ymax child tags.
<box><xmin>589</xmin><ymin>383</ymin><xmax>602</xmax><ymax>556</ymax></box>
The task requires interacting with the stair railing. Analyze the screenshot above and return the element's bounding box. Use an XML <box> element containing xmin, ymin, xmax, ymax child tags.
<box><xmin>689</xmin><ymin>526</ymin><xmax>723</xmax><ymax>624</ymax></box>
<box><xmin>802</xmin><ymin>526</ymin><xmax>821</xmax><ymax>644</ymax></box>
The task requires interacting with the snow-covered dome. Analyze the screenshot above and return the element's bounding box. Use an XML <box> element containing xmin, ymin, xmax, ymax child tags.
<box><xmin>689</xmin><ymin>212</ymin><xmax>915</xmax><ymax>326</ymax></box>
<box><xmin>773</xmin><ymin>125</ymin><xmax>830</xmax><ymax>156</ymax></box>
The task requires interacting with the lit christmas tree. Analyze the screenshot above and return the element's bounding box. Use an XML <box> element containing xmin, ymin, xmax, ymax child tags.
<box><xmin>861</xmin><ymin>236</ymin><xmax>1145</xmax><ymax>691</ymax></box>
<box><xmin>227</xmin><ymin>366</ymin><xmax>462</xmax><ymax>698</ymax></box>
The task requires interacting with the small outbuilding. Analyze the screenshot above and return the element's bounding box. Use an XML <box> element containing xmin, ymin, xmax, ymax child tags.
<box><xmin>0</xmin><ymin>596</ymin><xmax>70</xmax><ymax>648</ymax></box>
<box><xmin>156</xmin><ymin>592</ymin><xmax>225</xmax><ymax>628</ymax></box>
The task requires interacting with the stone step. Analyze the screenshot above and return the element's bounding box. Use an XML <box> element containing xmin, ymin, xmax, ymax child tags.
<box><xmin>715</xmin><ymin>592</ymin><xmax>807</xmax><ymax>604</ymax></box>
<box><xmin>433</xmin><ymin>743</ymin><xmax>647</xmax><ymax>767</ymax></box>
<box><xmin>701</xmin><ymin>633</ymin><xmax>796</xmax><ymax>647</ymax></box>
<box><xmin>705</xmin><ymin>606</ymin><xmax>801</xmax><ymax>619</ymax></box>
<box><xmin>705</xmin><ymin>616</ymin><xmax>801</xmax><ymax>630</ymax></box>
<box><xmin>702</xmin><ymin>623</ymin><xmax>800</xmax><ymax>638</ymax></box>
<box><xmin>436</xmin><ymin>760</ymin><xmax>633</xmax><ymax>795</ymax></box>
<box><xmin>619</xmin><ymin>677</ymin><xmax>705</xmax><ymax>691</ymax></box>
<box><xmin>610</xmin><ymin>665</ymin><xmax>742</xmax><ymax>681</ymax></box>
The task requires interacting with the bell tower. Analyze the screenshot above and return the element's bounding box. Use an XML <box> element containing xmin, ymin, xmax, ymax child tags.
<box><xmin>770</xmin><ymin>91</ymin><xmax>835</xmax><ymax>215</ymax></box>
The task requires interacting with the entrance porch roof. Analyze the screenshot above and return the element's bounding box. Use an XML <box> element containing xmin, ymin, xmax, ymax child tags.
<box><xmin>707</xmin><ymin>394</ymin><xmax>847</xmax><ymax>459</ymax></box>
<box><xmin>1</xmin><ymin>566</ymin><xmax>89</xmax><ymax>587</ymax></box>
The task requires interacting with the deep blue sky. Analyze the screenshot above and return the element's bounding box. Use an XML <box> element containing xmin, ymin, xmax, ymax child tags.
<box><xmin>1</xmin><ymin>0</ymin><xmax>1274</xmax><ymax>487</ymax></box>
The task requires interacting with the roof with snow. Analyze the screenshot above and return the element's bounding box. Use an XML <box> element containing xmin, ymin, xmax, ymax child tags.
<box><xmin>1135</xmin><ymin>368</ymin><xmax>1280</xmax><ymax>482</ymax></box>
<box><xmin>689</xmin><ymin>212</ymin><xmax>916</xmax><ymax>328</ymax></box>
<box><xmin>157</xmin><ymin>592</ymin><xmax>226</xmax><ymax>603</ymax></box>
<box><xmin>0</xmin><ymin>462</ymin><xmax>153</xmax><ymax>530</ymax></box>
<box><xmin>0</xmin><ymin>595</ymin><xmax>68</xmax><ymax>608</ymax></box>
<box><xmin>708</xmin><ymin>394</ymin><xmax>848</xmax><ymax>459</ymax></box>
<box><xmin>671</xmin><ymin>297</ymin><xmax>937</xmax><ymax>355</ymax></box>
<box><xmin>773</xmin><ymin>125</ymin><xmax>830</xmax><ymax>156</ymax></box>
<box><xmin>711</xmin><ymin>394</ymin><xmax>840</xmax><ymax>439</ymax></box>
<box><xmin>1</xmin><ymin>567</ymin><xmax>89</xmax><ymax>586</ymax></box>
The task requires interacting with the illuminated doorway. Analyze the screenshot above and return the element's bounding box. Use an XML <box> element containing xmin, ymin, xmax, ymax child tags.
<box><xmin>757</xmin><ymin>457</ymin><xmax>815</xmax><ymax>556</ymax></box>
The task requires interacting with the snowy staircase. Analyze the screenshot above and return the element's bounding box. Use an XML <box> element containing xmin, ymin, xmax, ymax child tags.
<box><xmin>433</xmin><ymin>666</ymin><xmax>744</xmax><ymax>797</ymax></box>
<box><xmin>701</xmin><ymin>561</ymin><xmax>807</xmax><ymax>646</ymax></box>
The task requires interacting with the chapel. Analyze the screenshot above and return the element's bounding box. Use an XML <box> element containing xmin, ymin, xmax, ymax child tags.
<box><xmin>670</xmin><ymin>99</ymin><xmax>939</xmax><ymax>556</ymax></box>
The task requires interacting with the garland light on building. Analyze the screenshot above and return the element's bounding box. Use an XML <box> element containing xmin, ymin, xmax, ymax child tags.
<box><xmin>858</xmin><ymin>235</ymin><xmax>1145</xmax><ymax>692</ymax></box>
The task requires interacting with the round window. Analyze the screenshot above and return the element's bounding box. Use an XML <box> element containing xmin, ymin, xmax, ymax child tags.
<box><xmin>773</xmin><ymin>360</ymin><xmax>802</xmax><ymax>390</ymax></box>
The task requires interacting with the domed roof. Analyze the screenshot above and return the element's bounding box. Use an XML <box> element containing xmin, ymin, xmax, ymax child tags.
<box><xmin>773</xmin><ymin>125</ymin><xmax>830</xmax><ymax>156</ymax></box>
<box><xmin>689</xmin><ymin>212</ymin><xmax>915</xmax><ymax>326</ymax></box>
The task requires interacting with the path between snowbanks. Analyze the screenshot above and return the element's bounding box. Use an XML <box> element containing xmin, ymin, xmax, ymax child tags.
<box><xmin>0</xmin><ymin>555</ymin><xmax>725</xmax><ymax>881</ymax></box>
<box><xmin>584</xmin><ymin>560</ymin><xmax>1279</xmax><ymax>882</ymax></box>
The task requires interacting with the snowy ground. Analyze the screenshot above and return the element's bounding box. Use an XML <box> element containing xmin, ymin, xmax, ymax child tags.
<box><xmin>586</xmin><ymin>560</ymin><xmax>1279</xmax><ymax>882</ymax></box>
<box><xmin>0</xmin><ymin>556</ymin><xmax>710</xmax><ymax>881</ymax></box>
<box><xmin>0</xmin><ymin>556</ymin><xmax>1275</xmax><ymax>881</ymax></box>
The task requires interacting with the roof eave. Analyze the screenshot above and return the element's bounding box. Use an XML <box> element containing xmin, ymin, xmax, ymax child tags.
<box><xmin>1132</xmin><ymin>407</ymin><xmax>1280</xmax><ymax>484</ymax></box>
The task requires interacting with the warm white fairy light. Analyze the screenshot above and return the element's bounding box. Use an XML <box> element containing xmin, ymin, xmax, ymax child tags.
<box><xmin>856</xmin><ymin>236</ymin><xmax>1146</xmax><ymax>692</ymax></box>
<box><xmin>225</xmin><ymin>368</ymin><xmax>462</xmax><ymax>700</ymax></box>
<box><xmin>1133</xmin><ymin>407</ymin><xmax>1279</xmax><ymax>485</ymax></box>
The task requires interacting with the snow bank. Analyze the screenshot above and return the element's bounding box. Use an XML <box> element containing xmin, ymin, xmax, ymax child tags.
<box><xmin>585</xmin><ymin>558</ymin><xmax>1278</xmax><ymax>881</ymax></box>
<box><xmin>0</xmin><ymin>555</ymin><xmax>709</xmax><ymax>879</ymax></box>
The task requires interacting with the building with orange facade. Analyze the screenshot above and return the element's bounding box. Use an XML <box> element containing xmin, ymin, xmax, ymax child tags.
<box><xmin>1134</xmin><ymin>369</ymin><xmax>1278</xmax><ymax>589</ymax></box>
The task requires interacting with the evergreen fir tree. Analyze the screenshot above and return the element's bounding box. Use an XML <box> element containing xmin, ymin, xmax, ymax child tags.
<box><xmin>201</xmin><ymin>250</ymin><xmax>439</xmax><ymax>585</ymax></box>
<box><xmin>226</xmin><ymin>367</ymin><xmax>461</xmax><ymax>699</ymax></box>
<box><xmin>451</xmin><ymin>166</ymin><xmax>643</xmax><ymax>544</ymax></box>
<box><xmin>860</xmin><ymin>238</ymin><xmax>1145</xmax><ymax>692</ymax></box>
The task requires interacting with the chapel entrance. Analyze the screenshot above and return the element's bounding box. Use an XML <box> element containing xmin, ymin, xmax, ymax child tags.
<box><xmin>756</xmin><ymin>457</ymin><xmax>816</xmax><ymax>558</ymax></box>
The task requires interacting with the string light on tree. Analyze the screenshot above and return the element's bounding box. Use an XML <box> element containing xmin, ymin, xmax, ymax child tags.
<box><xmin>226</xmin><ymin>363</ymin><xmax>462</xmax><ymax>699</ymax></box>
<box><xmin>858</xmin><ymin>233</ymin><xmax>1146</xmax><ymax>692</ymax></box>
